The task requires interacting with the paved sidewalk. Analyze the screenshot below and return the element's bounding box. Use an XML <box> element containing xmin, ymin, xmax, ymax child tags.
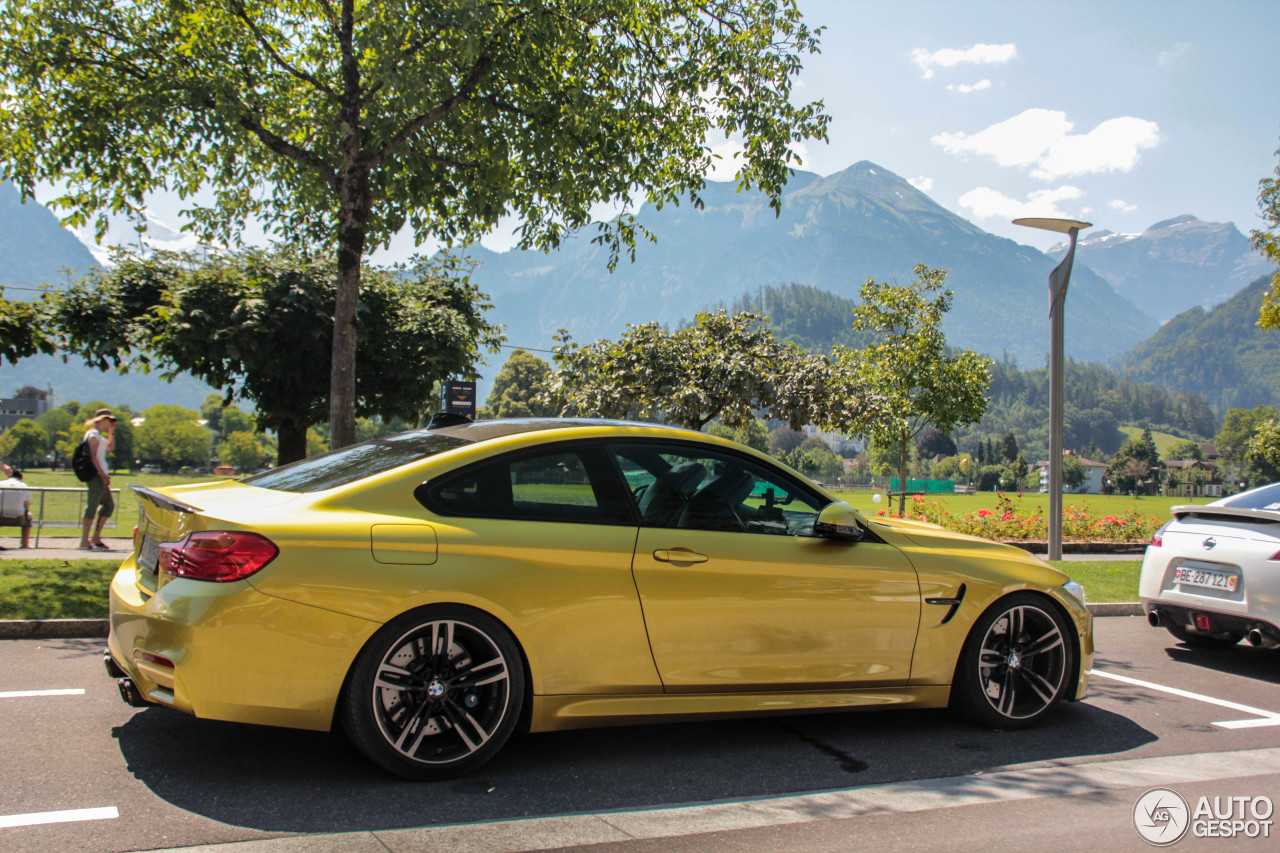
<box><xmin>0</xmin><ymin>535</ymin><xmax>132</xmax><ymax>561</ymax></box>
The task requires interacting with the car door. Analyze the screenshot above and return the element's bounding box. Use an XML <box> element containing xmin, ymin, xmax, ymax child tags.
<box><xmin>608</xmin><ymin>441</ymin><xmax>921</xmax><ymax>693</ymax></box>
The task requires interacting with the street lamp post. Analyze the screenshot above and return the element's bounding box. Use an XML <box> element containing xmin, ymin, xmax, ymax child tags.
<box><xmin>1014</xmin><ymin>217</ymin><xmax>1092</xmax><ymax>561</ymax></box>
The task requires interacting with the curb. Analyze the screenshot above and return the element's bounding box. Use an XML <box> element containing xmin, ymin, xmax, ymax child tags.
<box><xmin>0</xmin><ymin>605</ymin><xmax>1145</xmax><ymax>641</ymax></box>
<box><xmin>0</xmin><ymin>618</ymin><xmax>108</xmax><ymax>639</ymax></box>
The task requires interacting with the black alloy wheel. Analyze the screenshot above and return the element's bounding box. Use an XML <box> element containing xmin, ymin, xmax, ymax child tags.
<box><xmin>951</xmin><ymin>593</ymin><xmax>1075</xmax><ymax>728</ymax></box>
<box><xmin>343</xmin><ymin>605</ymin><xmax>525</xmax><ymax>779</ymax></box>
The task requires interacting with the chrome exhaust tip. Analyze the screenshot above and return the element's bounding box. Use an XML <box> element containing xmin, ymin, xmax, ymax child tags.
<box><xmin>1147</xmin><ymin>609</ymin><xmax>1162</xmax><ymax>628</ymax></box>
<box><xmin>116</xmin><ymin>677</ymin><xmax>150</xmax><ymax>708</ymax></box>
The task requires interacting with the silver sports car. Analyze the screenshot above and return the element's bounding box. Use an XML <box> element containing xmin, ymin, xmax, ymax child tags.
<box><xmin>1141</xmin><ymin>482</ymin><xmax>1280</xmax><ymax>650</ymax></box>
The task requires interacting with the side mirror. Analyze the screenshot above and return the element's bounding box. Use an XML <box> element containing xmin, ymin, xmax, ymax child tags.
<box><xmin>813</xmin><ymin>501</ymin><xmax>866</xmax><ymax>541</ymax></box>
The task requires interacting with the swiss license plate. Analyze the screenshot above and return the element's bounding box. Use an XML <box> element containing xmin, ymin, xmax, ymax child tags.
<box><xmin>1173</xmin><ymin>565</ymin><xmax>1238</xmax><ymax>592</ymax></box>
<box><xmin>138</xmin><ymin>536</ymin><xmax>159</xmax><ymax>574</ymax></box>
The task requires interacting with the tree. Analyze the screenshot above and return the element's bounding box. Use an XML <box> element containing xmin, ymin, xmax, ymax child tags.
<box><xmin>1106</xmin><ymin>432</ymin><xmax>1159</xmax><ymax>494</ymax></box>
<box><xmin>916</xmin><ymin>427</ymin><xmax>956</xmax><ymax>460</ymax></box>
<box><xmin>769</xmin><ymin>427</ymin><xmax>806</xmax><ymax>456</ymax></box>
<box><xmin>0</xmin><ymin>419</ymin><xmax>48</xmax><ymax>467</ymax></box>
<box><xmin>547</xmin><ymin>311</ymin><xmax>870</xmax><ymax>431</ymax></box>
<box><xmin>834</xmin><ymin>265</ymin><xmax>991</xmax><ymax>514</ymax></box>
<box><xmin>1012</xmin><ymin>454</ymin><xmax>1029</xmax><ymax>487</ymax></box>
<box><xmin>135</xmin><ymin>405</ymin><xmax>213</xmax><ymax>471</ymax></box>
<box><xmin>0</xmin><ymin>0</ymin><xmax>828</xmax><ymax>449</ymax></box>
<box><xmin>49</xmin><ymin>247</ymin><xmax>501</xmax><ymax>463</ymax></box>
<box><xmin>480</xmin><ymin>349</ymin><xmax>556</xmax><ymax>419</ymax></box>
<box><xmin>1165</xmin><ymin>439</ymin><xmax>1204</xmax><ymax>462</ymax></box>
<box><xmin>1000</xmin><ymin>432</ymin><xmax>1019</xmax><ymax>464</ymax></box>
<box><xmin>1253</xmin><ymin>135</ymin><xmax>1280</xmax><ymax>332</ymax></box>
<box><xmin>0</xmin><ymin>299</ymin><xmax>53</xmax><ymax>365</ymax></box>
<box><xmin>221</xmin><ymin>407</ymin><xmax>257</xmax><ymax>437</ymax></box>
<box><xmin>219</xmin><ymin>431</ymin><xmax>270</xmax><ymax>472</ymax></box>
<box><xmin>1061</xmin><ymin>454</ymin><xmax>1087</xmax><ymax>491</ymax></box>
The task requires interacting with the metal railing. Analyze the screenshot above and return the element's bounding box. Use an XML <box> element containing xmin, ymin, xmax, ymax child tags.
<box><xmin>0</xmin><ymin>486</ymin><xmax>121</xmax><ymax>547</ymax></box>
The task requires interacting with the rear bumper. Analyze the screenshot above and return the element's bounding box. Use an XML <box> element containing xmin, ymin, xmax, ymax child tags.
<box><xmin>1143</xmin><ymin>600</ymin><xmax>1280</xmax><ymax>644</ymax></box>
<box><xmin>107</xmin><ymin>563</ymin><xmax>378</xmax><ymax>731</ymax></box>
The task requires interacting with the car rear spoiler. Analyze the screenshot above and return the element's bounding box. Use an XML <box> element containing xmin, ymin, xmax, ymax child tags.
<box><xmin>130</xmin><ymin>484</ymin><xmax>203</xmax><ymax>515</ymax></box>
<box><xmin>1172</xmin><ymin>505</ymin><xmax>1280</xmax><ymax>525</ymax></box>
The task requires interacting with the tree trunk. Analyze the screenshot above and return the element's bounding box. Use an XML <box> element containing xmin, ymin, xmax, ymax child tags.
<box><xmin>897</xmin><ymin>432</ymin><xmax>908</xmax><ymax>516</ymax></box>
<box><xmin>276</xmin><ymin>420</ymin><xmax>308</xmax><ymax>466</ymax></box>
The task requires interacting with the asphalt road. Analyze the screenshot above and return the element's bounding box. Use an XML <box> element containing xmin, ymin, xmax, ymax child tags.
<box><xmin>3</xmin><ymin>616</ymin><xmax>1280</xmax><ymax>853</ymax></box>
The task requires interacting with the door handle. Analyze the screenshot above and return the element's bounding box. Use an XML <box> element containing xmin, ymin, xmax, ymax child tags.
<box><xmin>652</xmin><ymin>548</ymin><xmax>709</xmax><ymax>564</ymax></box>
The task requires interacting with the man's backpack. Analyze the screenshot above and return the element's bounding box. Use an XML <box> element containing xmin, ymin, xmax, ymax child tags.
<box><xmin>71</xmin><ymin>440</ymin><xmax>96</xmax><ymax>482</ymax></box>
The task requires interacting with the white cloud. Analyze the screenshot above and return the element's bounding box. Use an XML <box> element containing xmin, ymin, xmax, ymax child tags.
<box><xmin>933</xmin><ymin>109</ymin><xmax>1072</xmax><ymax>167</ymax></box>
<box><xmin>933</xmin><ymin>109</ymin><xmax>1160</xmax><ymax>180</ymax></box>
<box><xmin>911</xmin><ymin>43</ymin><xmax>1016</xmax><ymax>79</ymax></box>
<box><xmin>956</xmin><ymin>185</ymin><xmax>1084</xmax><ymax>221</ymax></box>
<box><xmin>1031</xmin><ymin>116</ymin><xmax>1160</xmax><ymax>180</ymax></box>
<box><xmin>1109</xmin><ymin>199</ymin><xmax>1138</xmax><ymax>213</ymax></box>
<box><xmin>908</xmin><ymin>176</ymin><xmax>933</xmax><ymax>192</ymax></box>
<box><xmin>947</xmin><ymin>79</ymin><xmax>992</xmax><ymax>94</ymax></box>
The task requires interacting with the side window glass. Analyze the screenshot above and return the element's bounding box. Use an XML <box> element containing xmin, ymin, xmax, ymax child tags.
<box><xmin>608</xmin><ymin>443</ymin><xmax>826</xmax><ymax>536</ymax></box>
<box><xmin>423</xmin><ymin>446</ymin><xmax>630</xmax><ymax>524</ymax></box>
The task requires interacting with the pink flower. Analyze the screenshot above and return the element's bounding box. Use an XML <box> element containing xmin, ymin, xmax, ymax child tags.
<box><xmin>977</xmin><ymin>509</ymin><xmax>992</xmax><ymax>517</ymax></box>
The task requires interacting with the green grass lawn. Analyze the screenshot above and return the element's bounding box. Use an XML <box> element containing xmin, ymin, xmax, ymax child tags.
<box><xmin>1049</xmin><ymin>560</ymin><xmax>1141</xmax><ymax>603</ymax></box>
<box><xmin>0</xmin><ymin>559</ymin><xmax>121</xmax><ymax>619</ymax></box>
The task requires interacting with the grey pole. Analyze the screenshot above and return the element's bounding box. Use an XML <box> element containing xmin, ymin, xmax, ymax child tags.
<box><xmin>1014</xmin><ymin>218</ymin><xmax>1091</xmax><ymax>562</ymax></box>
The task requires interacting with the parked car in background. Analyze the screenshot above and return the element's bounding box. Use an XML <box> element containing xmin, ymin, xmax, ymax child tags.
<box><xmin>1141</xmin><ymin>481</ymin><xmax>1280</xmax><ymax>650</ymax></box>
<box><xmin>140</xmin><ymin>464</ymin><xmax>163</xmax><ymax>474</ymax></box>
<box><xmin>106</xmin><ymin>417</ymin><xmax>1093</xmax><ymax>780</ymax></box>
<box><xmin>212</xmin><ymin>465</ymin><xmax>237</xmax><ymax>476</ymax></box>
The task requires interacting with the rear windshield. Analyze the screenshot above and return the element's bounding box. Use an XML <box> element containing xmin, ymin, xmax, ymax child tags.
<box><xmin>1219</xmin><ymin>481</ymin><xmax>1280</xmax><ymax>511</ymax></box>
<box><xmin>243</xmin><ymin>431</ymin><xmax>472</xmax><ymax>493</ymax></box>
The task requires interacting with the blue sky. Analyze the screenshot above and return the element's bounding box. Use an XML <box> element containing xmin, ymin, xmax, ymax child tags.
<box><xmin>64</xmin><ymin>0</ymin><xmax>1280</xmax><ymax>259</ymax></box>
<box><xmin>779</xmin><ymin>0</ymin><xmax>1280</xmax><ymax>251</ymax></box>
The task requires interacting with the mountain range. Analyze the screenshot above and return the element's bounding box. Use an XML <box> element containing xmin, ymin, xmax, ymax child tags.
<box><xmin>466</xmin><ymin>162</ymin><xmax>1162</xmax><ymax>366</ymax></box>
<box><xmin>1048</xmin><ymin>215</ymin><xmax>1273</xmax><ymax>323</ymax></box>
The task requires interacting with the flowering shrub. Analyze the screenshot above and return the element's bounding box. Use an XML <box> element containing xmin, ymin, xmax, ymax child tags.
<box><xmin>882</xmin><ymin>493</ymin><xmax>1161</xmax><ymax>543</ymax></box>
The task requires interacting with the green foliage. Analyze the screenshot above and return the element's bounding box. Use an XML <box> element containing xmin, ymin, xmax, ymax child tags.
<box><xmin>1061</xmin><ymin>454</ymin><xmax>1087</xmax><ymax>490</ymax></box>
<box><xmin>47</xmin><ymin>247</ymin><xmax>501</xmax><ymax>464</ymax></box>
<box><xmin>1165</xmin><ymin>439</ymin><xmax>1204</xmax><ymax>461</ymax></box>
<box><xmin>0</xmin><ymin>298</ymin><xmax>54</xmax><ymax>364</ymax></box>
<box><xmin>135</xmin><ymin>405</ymin><xmax>212</xmax><ymax>470</ymax></box>
<box><xmin>480</xmin><ymin>349</ymin><xmax>556</xmax><ymax>419</ymax></box>
<box><xmin>834</xmin><ymin>264</ymin><xmax>990</xmax><ymax>514</ymax></box>
<box><xmin>782</xmin><ymin>444</ymin><xmax>843</xmax><ymax>481</ymax></box>
<box><xmin>0</xmin><ymin>0</ymin><xmax>828</xmax><ymax>448</ymax></box>
<box><xmin>548</xmin><ymin>310</ymin><xmax>872</xmax><ymax>431</ymax></box>
<box><xmin>219</xmin><ymin>431</ymin><xmax>270</xmax><ymax>472</ymax></box>
<box><xmin>0</xmin><ymin>418</ymin><xmax>48</xmax><ymax>466</ymax></box>
<box><xmin>220</xmin><ymin>406</ymin><xmax>256</xmax><ymax>436</ymax></box>
<box><xmin>709</xmin><ymin>419</ymin><xmax>769</xmax><ymax>453</ymax></box>
<box><xmin>1105</xmin><ymin>429</ymin><xmax>1160</xmax><ymax>494</ymax></box>
<box><xmin>1253</xmin><ymin>136</ymin><xmax>1280</xmax><ymax>332</ymax></box>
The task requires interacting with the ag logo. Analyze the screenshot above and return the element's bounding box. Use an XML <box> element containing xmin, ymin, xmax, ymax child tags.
<box><xmin>1134</xmin><ymin>787</ymin><xmax>1190</xmax><ymax>845</ymax></box>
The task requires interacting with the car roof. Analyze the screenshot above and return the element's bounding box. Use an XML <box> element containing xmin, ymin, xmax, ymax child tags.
<box><xmin>428</xmin><ymin>417</ymin><xmax>695</xmax><ymax>443</ymax></box>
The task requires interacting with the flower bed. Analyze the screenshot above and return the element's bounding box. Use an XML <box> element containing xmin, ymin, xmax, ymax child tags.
<box><xmin>874</xmin><ymin>492</ymin><xmax>1161</xmax><ymax>543</ymax></box>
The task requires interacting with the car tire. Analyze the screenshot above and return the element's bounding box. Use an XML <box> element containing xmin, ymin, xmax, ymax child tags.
<box><xmin>950</xmin><ymin>593</ymin><xmax>1075</xmax><ymax>729</ymax></box>
<box><xmin>1165</xmin><ymin>622</ymin><xmax>1242</xmax><ymax>649</ymax></box>
<box><xmin>342</xmin><ymin>604</ymin><xmax>526</xmax><ymax>780</ymax></box>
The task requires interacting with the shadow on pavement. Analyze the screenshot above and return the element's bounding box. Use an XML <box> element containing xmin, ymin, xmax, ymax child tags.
<box><xmin>112</xmin><ymin>698</ymin><xmax>1154</xmax><ymax>833</ymax></box>
<box><xmin>1164</xmin><ymin>641</ymin><xmax>1280</xmax><ymax>685</ymax></box>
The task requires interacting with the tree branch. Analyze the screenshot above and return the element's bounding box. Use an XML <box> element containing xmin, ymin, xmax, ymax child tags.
<box><xmin>236</xmin><ymin>113</ymin><xmax>340</xmax><ymax>191</ymax></box>
<box><xmin>228</xmin><ymin>1</ymin><xmax>338</xmax><ymax>101</ymax></box>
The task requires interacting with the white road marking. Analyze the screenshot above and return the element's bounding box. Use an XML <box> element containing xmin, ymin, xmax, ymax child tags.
<box><xmin>0</xmin><ymin>806</ymin><xmax>118</xmax><ymax>829</ymax></box>
<box><xmin>1089</xmin><ymin>668</ymin><xmax>1280</xmax><ymax>728</ymax></box>
<box><xmin>0</xmin><ymin>689</ymin><xmax>85</xmax><ymax>699</ymax></box>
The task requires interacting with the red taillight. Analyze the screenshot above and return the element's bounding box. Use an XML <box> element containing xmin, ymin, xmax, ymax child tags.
<box><xmin>1150</xmin><ymin>521</ymin><xmax>1171</xmax><ymax>548</ymax></box>
<box><xmin>158</xmin><ymin>531</ymin><xmax>279</xmax><ymax>582</ymax></box>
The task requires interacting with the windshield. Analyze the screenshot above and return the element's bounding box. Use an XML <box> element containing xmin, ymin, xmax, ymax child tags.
<box><xmin>1218</xmin><ymin>481</ymin><xmax>1280</xmax><ymax>511</ymax></box>
<box><xmin>243</xmin><ymin>431</ymin><xmax>472</xmax><ymax>493</ymax></box>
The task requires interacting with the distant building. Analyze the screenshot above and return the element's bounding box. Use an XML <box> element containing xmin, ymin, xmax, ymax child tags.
<box><xmin>0</xmin><ymin>396</ymin><xmax>49</xmax><ymax>432</ymax></box>
<box><xmin>1035</xmin><ymin>453</ymin><xmax>1107</xmax><ymax>494</ymax></box>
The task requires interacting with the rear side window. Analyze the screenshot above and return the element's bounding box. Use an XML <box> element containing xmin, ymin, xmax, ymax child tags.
<box><xmin>244</xmin><ymin>431</ymin><xmax>471</xmax><ymax>493</ymax></box>
<box><xmin>420</xmin><ymin>445</ymin><xmax>633</xmax><ymax>525</ymax></box>
<box><xmin>1220</xmin><ymin>482</ymin><xmax>1280</xmax><ymax>511</ymax></box>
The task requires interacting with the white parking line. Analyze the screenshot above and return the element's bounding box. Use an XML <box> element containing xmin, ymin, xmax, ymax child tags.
<box><xmin>0</xmin><ymin>806</ymin><xmax>118</xmax><ymax>829</ymax></box>
<box><xmin>1089</xmin><ymin>668</ymin><xmax>1280</xmax><ymax>728</ymax></box>
<box><xmin>0</xmin><ymin>689</ymin><xmax>85</xmax><ymax>699</ymax></box>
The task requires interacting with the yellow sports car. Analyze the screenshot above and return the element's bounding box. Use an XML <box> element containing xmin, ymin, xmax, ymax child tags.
<box><xmin>106</xmin><ymin>417</ymin><xmax>1092</xmax><ymax>779</ymax></box>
